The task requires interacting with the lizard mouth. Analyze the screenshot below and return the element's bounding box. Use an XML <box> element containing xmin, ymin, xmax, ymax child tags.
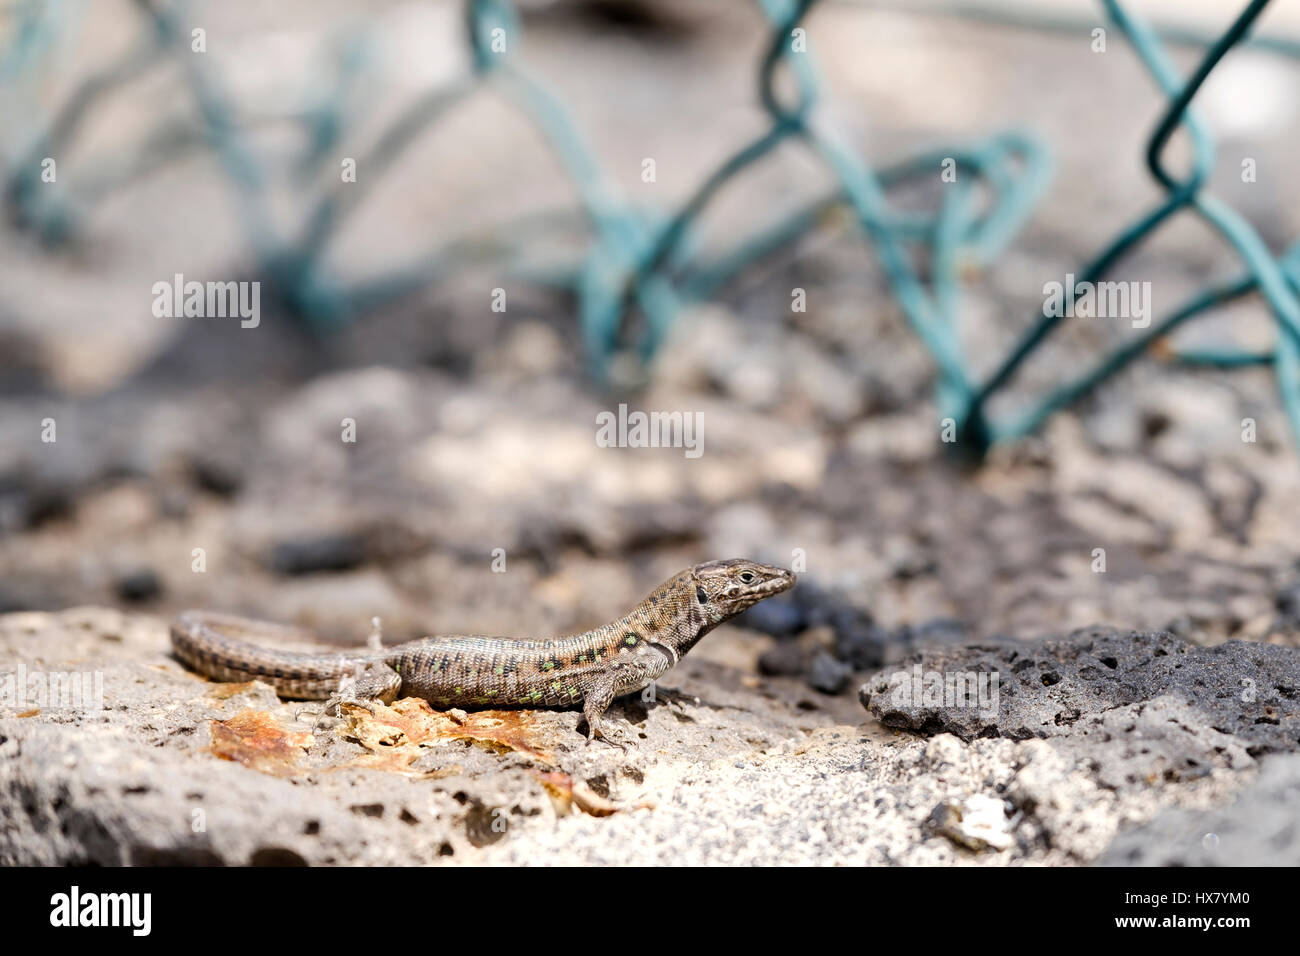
<box><xmin>764</xmin><ymin>570</ymin><xmax>796</xmax><ymax>594</ymax></box>
<box><xmin>758</xmin><ymin>566</ymin><xmax>797</xmax><ymax>593</ymax></box>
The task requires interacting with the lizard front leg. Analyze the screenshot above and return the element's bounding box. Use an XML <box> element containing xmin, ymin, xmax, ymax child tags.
<box><xmin>323</xmin><ymin>660</ymin><xmax>402</xmax><ymax>716</ymax></box>
<box><xmin>581</xmin><ymin>651</ymin><xmax>673</xmax><ymax>746</ymax></box>
<box><xmin>581</xmin><ymin>675</ymin><xmax>621</xmax><ymax>746</ymax></box>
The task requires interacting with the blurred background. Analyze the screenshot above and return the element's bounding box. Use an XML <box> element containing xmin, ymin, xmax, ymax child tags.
<box><xmin>3</xmin><ymin>0</ymin><xmax>1300</xmax><ymax>696</ymax></box>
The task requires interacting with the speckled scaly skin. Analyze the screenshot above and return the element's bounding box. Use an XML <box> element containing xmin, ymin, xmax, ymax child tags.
<box><xmin>171</xmin><ymin>559</ymin><xmax>795</xmax><ymax>741</ymax></box>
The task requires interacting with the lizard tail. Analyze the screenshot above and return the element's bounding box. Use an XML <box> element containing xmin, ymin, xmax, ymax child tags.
<box><xmin>170</xmin><ymin>610</ymin><xmax>378</xmax><ymax>699</ymax></box>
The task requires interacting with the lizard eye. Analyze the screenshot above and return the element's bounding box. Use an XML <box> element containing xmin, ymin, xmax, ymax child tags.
<box><xmin>696</xmin><ymin>587</ymin><xmax>708</xmax><ymax>603</ymax></box>
<box><xmin>739</xmin><ymin>571</ymin><xmax>755</xmax><ymax>584</ymax></box>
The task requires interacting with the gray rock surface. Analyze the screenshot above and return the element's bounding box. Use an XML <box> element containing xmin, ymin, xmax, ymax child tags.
<box><xmin>859</xmin><ymin>628</ymin><xmax>1300</xmax><ymax>757</ymax></box>
<box><xmin>2</xmin><ymin>610</ymin><xmax>1294</xmax><ymax>865</ymax></box>
<box><xmin>808</xmin><ymin>650</ymin><xmax>853</xmax><ymax>694</ymax></box>
<box><xmin>1099</xmin><ymin>753</ymin><xmax>1300</xmax><ymax>866</ymax></box>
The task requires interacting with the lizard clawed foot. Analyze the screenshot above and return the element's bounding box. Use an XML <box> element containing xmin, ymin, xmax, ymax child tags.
<box><xmin>301</xmin><ymin>693</ymin><xmax>381</xmax><ymax>732</ymax></box>
<box><xmin>292</xmin><ymin>702</ymin><xmax>333</xmax><ymax>730</ymax></box>
<box><xmin>295</xmin><ymin>699</ymin><xmax>357</xmax><ymax>732</ymax></box>
<box><xmin>652</xmin><ymin>686</ymin><xmax>698</xmax><ymax>711</ymax></box>
<box><xmin>324</xmin><ymin>692</ymin><xmax>381</xmax><ymax>717</ymax></box>
<box><xmin>585</xmin><ymin>717</ymin><xmax>633</xmax><ymax>751</ymax></box>
<box><xmin>319</xmin><ymin>662</ymin><xmax>400</xmax><ymax>724</ymax></box>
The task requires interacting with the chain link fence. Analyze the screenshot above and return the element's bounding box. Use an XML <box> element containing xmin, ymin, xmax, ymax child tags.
<box><xmin>4</xmin><ymin>0</ymin><xmax>1299</xmax><ymax>454</ymax></box>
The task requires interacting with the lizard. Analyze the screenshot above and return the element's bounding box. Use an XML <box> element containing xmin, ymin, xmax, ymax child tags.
<box><xmin>170</xmin><ymin>558</ymin><xmax>795</xmax><ymax>743</ymax></box>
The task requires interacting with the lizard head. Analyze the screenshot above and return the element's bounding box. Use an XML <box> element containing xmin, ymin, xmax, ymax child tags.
<box><xmin>691</xmin><ymin>558</ymin><xmax>796</xmax><ymax>624</ymax></box>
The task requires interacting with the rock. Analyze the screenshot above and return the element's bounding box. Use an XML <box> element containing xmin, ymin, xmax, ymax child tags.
<box><xmin>741</xmin><ymin>579</ymin><xmax>890</xmax><ymax>669</ymax></box>
<box><xmin>897</xmin><ymin>617</ymin><xmax>968</xmax><ymax>649</ymax></box>
<box><xmin>0</xmin><ymin>475</ymin><xmax>74</xmax><ymax>531</ymax></box>
<box><xmin>859</xmin><ymin>627</ymin><xmax>1300</xmax><ymax>752</ymax></box>
<box><xmin>778</xmin><ymin>584</ymin><xmax>889</xmax><ymax>670</ymax></box>
<box><xmin>1275</xmin><ymin>582</ymin><xmax>1300</xmax><ymax>623</ymax></box>
<box><xmin>739</xmin><ymin>595</ymin><xmax>806</xmax><ymax>637</ymax></box>
<box><xmin>1099</xmin><ymin>753</ymin><xmax>1300</xmax><ymax>866</ymax></box>
<box><xmin>830</xmin><ymin>610</ymin><xmax>891</xmax><ymax>670</ymax></box>
<box><xmin>927</xmin><ymin>794</ymin><xmax>1015</xmax><ymax>852</ymax></box>
<box><xmin>0</xmin><ymin>584</ymin><xmax>29</xmax><ymax>614</ymax></box>
<box><xmin>922</xmin><ymin>732</ymin><xmax>966</xmax><ymax>767</ymax></box>
<box><xmin>798</xmin><ymin>581</ymin><xmax>870</xmax><ymax>630</ymax></box>
<box><xmin>269</xmin><ymin>534</ymin><xmax>368</xmax><ymax>576</ymax></box>
<box><xmin>1</xmin><ymin>610</ymin><xmax>1291</xmax><ymax>867</ymax></box>
<box><xmin>115</xmin><ymin>569</ymin><xmax>162</xmax><ymax>603</ymax></box>
<box><xmin>0</xmin><ymin>608</ymin><xmax>913</xmax><ymax>865</ymax></box>
<box><xmin>1077</xmin><ymin>695</ymin><xmax>1256</xmax><ymax>789</ymax></box>
<box><xmin>1006</xmin><ymin>738</ymin><xmax>1119</xmax><ymax>859</ymax></box>
<box><xmin>758</xmin><ymin>640</ymin><xmax>806</xmax><ymax>677</ymax></box>
<box><xmin>834</xmin><ymin>623</ymin><xmax>891</xmax><ymax>670</ymax></box>
<box><xmin>188</xmin><ymin>452</ymin><xmax>244</xmax><ymax>498</ymax></box>
<box><xmin>807</xmin><ymin>651</ymin><xmax>852</xmax><ymax>695</ymax></box>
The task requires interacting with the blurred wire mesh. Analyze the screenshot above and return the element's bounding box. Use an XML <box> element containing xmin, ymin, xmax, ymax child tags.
<box><xmin>4</xmin><ymin>0</ymin><xmax>1300</xmax><ymax>454</ymax></box>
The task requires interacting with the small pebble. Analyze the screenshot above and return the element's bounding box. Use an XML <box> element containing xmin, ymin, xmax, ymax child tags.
<box><xmin>269</xmin><ymin>534</ymin><xmax>367</xmax><ymax>575</ymax></box>
<box><xmin>758</xmin><ymin>640</ymin><xmax>806</xmax><ymax>677</ymax></box>
<box><xmin>807</xmin><ymin>651</ymin><xmax>852</xmax><ymax>695</ymax></box>
<box><xmin>739</xmin><ymin>596</ymin><xmax>806</xmax><ymax>637</ymax></box>
<box><xmin>116</xmin><ymin>569</ymin><xmax>162</xmax><ymax>603</ymax></box>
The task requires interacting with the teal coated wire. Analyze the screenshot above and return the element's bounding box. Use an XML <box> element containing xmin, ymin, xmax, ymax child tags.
<box><xmin>3</xmin><ymin>0</ymin><xmax>1299</xmax><ymax>453</ymax></box>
